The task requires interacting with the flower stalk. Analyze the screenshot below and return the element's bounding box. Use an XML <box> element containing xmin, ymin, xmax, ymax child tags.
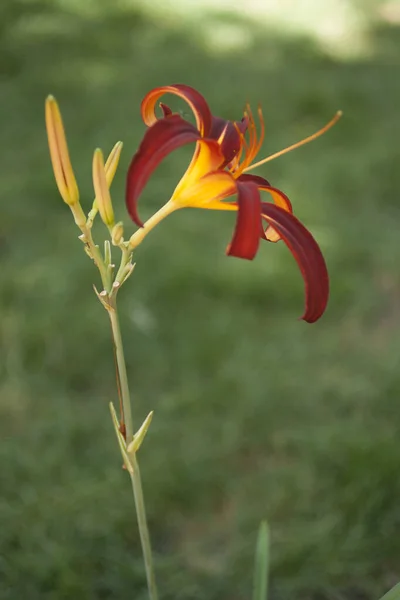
<box><xmin>108</xmin><ymin>302</ymin><xmax>158</xmax><ymax>600</ymax></box>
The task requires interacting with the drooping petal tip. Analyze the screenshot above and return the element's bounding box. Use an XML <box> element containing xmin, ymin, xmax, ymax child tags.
<box><xmin>260</xmin><ymin>203</ymin><xmax>329</xmax><ymax>323</ymax></box>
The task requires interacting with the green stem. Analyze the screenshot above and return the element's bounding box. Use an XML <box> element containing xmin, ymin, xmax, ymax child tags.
<box><xmin>114</xmin><ymin>244</ymin><xmax>132</xmax><ymax>287</ymax></box>
<box><xmin>70</xmin><ymin>202</ymin><xmax>110</xmax><ymax>291</ymax></box>
<box><xmin>82</xmin><ymin>223</ymin><xmax>110</xmax><ymax>291</ymax></box>
<box><xmin>108</xmin><ymin>303</ymin><xmax>158</xmax><ymax>600</ymax></box>
<box><xmin>108</xmin><ymin>307</ymin><xmax>134</xmax><ymax>443</ymax></box>
<box><xmin>130</xmin><ymin>455</ymin><xmax>158</xmax><ymax>600</ymax></box>
<box><xmin>128</xmin><ymin>200</ymin><xmax>177</xmax><ymax>250</ymax></box>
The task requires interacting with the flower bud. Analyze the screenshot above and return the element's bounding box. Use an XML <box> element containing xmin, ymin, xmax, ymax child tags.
<box><xmin>45</xmin><ymin>95</ymin><xmax>79</xmax><ymax>205</ymax></box>
<box><xmin>105</xmin><ymin>141</ymin><xmax>123</xmax><ymax>185</ymax></box>
<box><xmin>111</xmin><ymin>221</ymin><xmax>124</xmax><ymax>246</ymax></box>
<box><xmin>92</xmin><ymin>148</ymin><xmax>115</xmax><ymax>226</ymax></box>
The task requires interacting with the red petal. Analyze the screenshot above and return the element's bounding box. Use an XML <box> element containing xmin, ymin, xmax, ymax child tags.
<box><xmin>260</xmin><ymin>203</ymin><xmax>329</xmax><ymax>322</ymax></box>
<box><xmin>227</xmin><ymin>181</ymin><xmax>262</xmax><ymax>260</ymax></box>
<box><xmin>141</xmin><ymin>84</ymin><xmax>212</xmax><ymax>136</ymax></box>
<box><xmin>237</xmin><ymin>173</ymin><xmax>271</xmax><ymax>187</ymax></box>
<box><xmin>238</xmin><ymin>174</ymin><xmax>292</xmax><ymax>241</ymax></box>
<box><xmin>126</xmin><ymin>114</ymin><xmax>200</xmax><ymax>226</ymax></box>
<box><xmin>160</xmin><ymin>102</ymin><xmax>173</xmax><ymax>117</ymax></box>
<box><xmin>209</xmin><ymin>116</ymin><xmax>242</xmax><ymax>166</ymax></box>
<box><xmin>237</xmin><ymin>116</ymin><xmax>249</xmax><ymax>135</ymax></box>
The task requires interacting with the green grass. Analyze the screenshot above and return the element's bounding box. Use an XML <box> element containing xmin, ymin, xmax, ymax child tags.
<box><xmin>1</xmin><ymin>1</ymin><xmax>400</xmax><ymax>598</ymax></box>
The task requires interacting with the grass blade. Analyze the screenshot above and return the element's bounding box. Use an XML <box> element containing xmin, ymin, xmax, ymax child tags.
<box><xmin>379</xmin><ymin>583</ymin><xmax>400</xmax><ymax>600</ymax></box>
<box><xmin>252</xmin><ymin>521</ymin><xmax>270</xmax><ymax>600</ymax></box>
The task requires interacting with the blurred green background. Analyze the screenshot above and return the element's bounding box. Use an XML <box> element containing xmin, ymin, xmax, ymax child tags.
<box><xmin>1</xmin><ymin>0</ymin><xmax>400</xmax><ymax>598</ymax></box>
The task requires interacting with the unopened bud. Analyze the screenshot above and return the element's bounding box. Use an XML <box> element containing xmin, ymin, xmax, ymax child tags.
<box><xmin>90</xmin><ymin>142</ymin><xmax>123</xmax><ymax>225</ymax></box>
<box><xmin>111</xmin><ymin>222</ymin><xmax>124</xmax><ymax>246</ymax></box>
<box><xmin>45</xmin><ymin>95</ymin><xmax>79</xmax><ymax>206</ymax></box>
<box><xmin>92</xmin><ymin>148</ymin><xmax>115</xmax><ymax>227</ymax></box>
<box><xmin>105</xmin><ymin>141</ymin><xmax>123</xmax><ymax>186</ymax></box>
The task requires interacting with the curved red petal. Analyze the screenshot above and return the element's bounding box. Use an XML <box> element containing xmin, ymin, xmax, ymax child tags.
<box><xmin>237</xmin><ymin>173</ymin><xmax>271</xmax><ymax>187</ymax></box>
<box><xmin>227</xmin><ymin>181</ymin><xmax>262</xmax><ymax>260</ymax></box>
<box><xmin>238</xmin><ymin>174</ymin><xmax>292</xmax><ymax>241</ymax></box>
<box><xmin>141</xmin><ymin>84</ymin><xmax>212</xmax><ymax>136</ymax></box>
<box><xmin>260</xmin><ymin>203</ymin><xmax>329</xmax><ymax>322</ymax></box>
<box><xmin>126</xmin><ymin>114</ymin><xmax>200</xmax><ymax>226</ymax></box>
<box><xmin>209</xmin><ymin>116</ymin><xmax>242</xmax><ymax>166</ymax></box>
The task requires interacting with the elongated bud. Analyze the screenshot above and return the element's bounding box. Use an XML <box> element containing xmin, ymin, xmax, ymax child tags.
<box><xmin>105</xmin><ymin>141</ymin><xmax>123</xmax><ymax>185</ymax></box>
<box><xmin>90</xmin><ymin>142</ymin><xmax>123</xmax><ymax>222</ymax></box>
<box><xmin>45</xmin><ymin>95</ymin><xmax>79</xmax><ymax>205</ymax></box>
<box><xmin>92</xmin><ymin>148</ymin><xmax>115</xmax><ymax>226</ymax></box>
<box><xmin>111</xmin><ymin>221</ymin><xmax>124</xmax><ymax>246</ymax></box>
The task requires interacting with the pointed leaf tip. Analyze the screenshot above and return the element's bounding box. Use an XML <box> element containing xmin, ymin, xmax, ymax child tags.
<box><xmin>253</xmin><ymin>521</ymin><xmax>270</xmax><ymax>600</ymax></box>
<box><xmin>109</xmin><ymin>402</ymin><xmax>133</xmax><ymax>474</ymax></box>
<box><xmin>127</xmin><ymin>410</ymin><xmax>154</xmax><ymax>455</ymax></box>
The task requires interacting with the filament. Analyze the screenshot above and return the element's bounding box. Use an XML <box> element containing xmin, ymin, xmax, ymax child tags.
<box><xmin>244</xmin><ymin>110</ymin><xmax>342</xmax><ymax>172</ymax></box>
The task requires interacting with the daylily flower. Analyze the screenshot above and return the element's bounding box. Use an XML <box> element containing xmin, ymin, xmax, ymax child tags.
<box><xmin>126</xmin><ymin>84</ymin><xmax>340</xmax><ymax>323</ymax></box>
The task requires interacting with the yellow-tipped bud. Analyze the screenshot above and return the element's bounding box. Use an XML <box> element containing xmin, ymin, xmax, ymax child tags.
<box><xmin>105</xmin><ymin>141</ymin><xmax>123</xmax><ymax>185</ymax></box>
<box><xmin>45</xmin><ymin>95</ymin><xmax>79</xmax><ymax>205</ymax></box>
<box><xmin>90</xmin><ymin>142</ymin><xmax>123</xmax><ymax>221</ymax></box>
<box><xmin>111</xmin><ymin>221</ymin><xmax>124</xmax><ymax>246</ymax></box>
<box><xmin>92</xmin><ymin>148</ymin><xmax>115</xmax><ymax>227</ymax></box>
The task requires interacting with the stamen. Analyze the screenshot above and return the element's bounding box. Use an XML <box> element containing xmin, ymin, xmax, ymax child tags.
<box><xmin>230</xmin><ymin>122</ymin><xmax>245</xmax><ymax>171</ymax></box>
<box><xmin>246</xmin><ymin>104</ymin><xmax>256</xmax><ymax>157</ymax></box>
<box><xmin>253</xmin><ymin>105</ymin><xmax>265</xmax><ymax>157</ymax></box>
<box><xmin>243</xmin><ymin>110</ymin><xmax>342</xmax><ymax>173</ymax></box>
<box><xmin>239</xmin><ymin>129</ymin><xmax>250</xmax><ymax>153</ymax></box>
<box><xmin>236</xmin><ymin>104</ymin><xmax>256</xmax><ymax>172</ymax></box>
